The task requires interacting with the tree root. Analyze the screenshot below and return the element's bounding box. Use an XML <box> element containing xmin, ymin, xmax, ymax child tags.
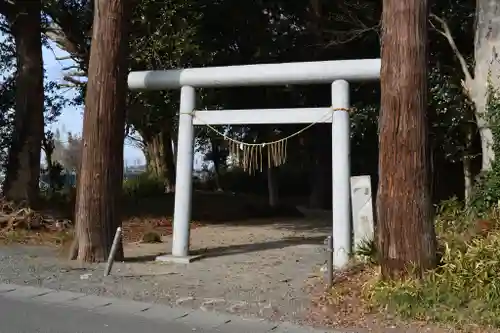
<box><xmin>0</xmin><ymin>197</ymin><xmax>71</xmax><ymax>234</ymax></box>
<box><xmin>68</xmin><ymin>236</ymin><xmax>78</xmax><ymax>260</ymax></box>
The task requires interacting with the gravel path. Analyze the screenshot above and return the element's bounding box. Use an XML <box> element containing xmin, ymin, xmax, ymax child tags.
<box><xmin>0</xmin><ymin>222</ymin><xmax>330</xmax><ymax>325</ymax></box>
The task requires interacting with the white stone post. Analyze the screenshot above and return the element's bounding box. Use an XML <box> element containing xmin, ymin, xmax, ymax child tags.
<box><xmin>171</xmin><ymin>86</ymin><xmax>195</xmax><ymax>258</ymax></box>
<box><xmin>350</xmin><ymin>175</ymin><xmax>375</xmax><ymax>252</ymax></box>
<box><xmin>331</xmin><ymin>80</ymin><xmax>351</xmax><ymax>269</ymax></box>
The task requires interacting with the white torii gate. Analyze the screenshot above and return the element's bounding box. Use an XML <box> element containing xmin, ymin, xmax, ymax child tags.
<box><xmin>128</xmin><ymin>58</ymin><xmax>381</xmax><ymax>268</ymax></box>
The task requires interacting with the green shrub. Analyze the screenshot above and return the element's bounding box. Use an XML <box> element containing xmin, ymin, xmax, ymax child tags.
<box><xmin>469</xmin><ymin>168</ymin><xmax>500</xmax><ymax>216</ymax></box>
<box><xmin>367</xmin><ymin>189</ymin><xmax>500</xmax><ymax>327</ymax></box>
<box><xmin>355</xmin><ymin>239</ymin><xmax>378</xmax><ymax>264</ymax></box>
<box><xmin>470</xmin><ymin>81</ymin><xmax>500</xmax><ymax>215</ymax></box>
<box><xmin>368</xmin><ymin>222</ymin><xmax>500</xmax><ymax>327</ymax></box>
<box><xmin>123</xmin><ymin>173</ymin><xmax>165</xmax><ymax>198</ymax></box>
<box><xmin>434</xmin><ymin>196</ymin><xmax>472</xmax><ymax>235</ymax></box>
<box><xmin>141</xmin><ymin>231</ymin><xmax>162</xmax><ymax>243</ymax></box>
<box><xmin>366</xmin><ymin>81</ymin><xmax>500</xmax><ymax>328</ymax></box>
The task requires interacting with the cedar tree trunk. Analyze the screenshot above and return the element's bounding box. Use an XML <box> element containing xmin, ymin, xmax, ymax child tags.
<box><xmin>3</xmin><ymin>0</ymin><xmax>44</xmax><ymax>204</ymax></box>
<box><xmin>74</xmin><ymin>0</ymin><xmax>133</xmax><ymax>262</ymax></box>
<box><xmin>377</xmin><ymin>0</ymin><xmax>437</xmax><ymax>279</ymax></box>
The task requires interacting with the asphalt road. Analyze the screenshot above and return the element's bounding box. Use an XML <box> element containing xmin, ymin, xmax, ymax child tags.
<box><xmin>0</xmin><ymin>295</ymin><xmax>217</xmax><ymax>333</ymax></box>
<box><xmin>0</xmin><ymin>284</ymin><xmax>332</xmax><ymax>333</ymax></box>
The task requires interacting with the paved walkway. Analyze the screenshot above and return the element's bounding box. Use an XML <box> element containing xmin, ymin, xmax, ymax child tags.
<box><xmin>0</xmin><ymin>283</ymin><xmax>337</xmax><ymax>333</ymax></box>
<box><xmin>0</xmin><ymin>230</ymin><xmax>329</xmax><ymax>324</ymax></box>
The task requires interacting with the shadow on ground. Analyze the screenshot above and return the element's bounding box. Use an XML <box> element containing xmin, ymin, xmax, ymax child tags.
<box><xmin>122</xmin><ymin>191</ymin><xmax>332</xmax><ymax>233</ymax></box>
<box><xmin>124</xmin><ymin>235</ymin><xmax>327</xmax><ymax>263</ymax></box>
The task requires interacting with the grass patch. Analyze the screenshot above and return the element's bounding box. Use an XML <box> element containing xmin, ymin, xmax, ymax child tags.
<box><xmin>123</xmin><ymin>173</ymin><xmax>166</xmax><ymax>198</ymax></box>
<box><xmin>140</xmin><ymin>231</ymin><xmax>162</xmax><ymax>243</ymax></box>
<box><xmin>0</xmin><ymin>228</ymin><xmax>73</xmax><ymax>246</ymax></box>
<box><xmin>366</xmin><ymin>197</ymin><xmax>500</xmax><ymax>328</ymax></box>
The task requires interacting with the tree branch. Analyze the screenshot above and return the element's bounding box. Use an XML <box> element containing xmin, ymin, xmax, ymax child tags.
<box><xmin>56</xmin><ymin>55</ymin><xmax>73</xmax><ymax>60</ymax></box>
<box><xmin>62</xmin><ymin>75</ymin><xmax>85</xmax><ymax>86</ymax></box>
<box><xmin>429</xmin><ymin>14</ymin><xmax>474</xmax><ymax>93</ymax></box>
<box><xmin>42</xmin><ymin>2</ymin><xmax>92</xmax><ymax>69</ymax></box>
<box><xmin>325</xmin><ymin>24</ymin><xmax>379</xmax><ymax>47</ymax></box>
<box><xmin>65</xmin><ymin>70</ymin><xmax>86</xmax><ymax>77</ymax></box>
<box><xmin>125</xmin><ymin>133</ymin><xmax>145</xmax><ymax>150</ymax></box>
<box><xmin>62</xmin><ymin>65</ymin><xmax>80</xmax><ymax>71</ymax></box>
<box><xmin>0</xmin><ymin>20</ymin><xmax>10</xmax><ymax>33</ymax></box>
<box><xmin>45</xmin><ymin>23</ymin><xmax>82</xmax><ymax>57</ymax></box>
<box><xmin>0</xmin><ymin>0</ymin><xmax>15</xmax><ymax>20</ymax></box>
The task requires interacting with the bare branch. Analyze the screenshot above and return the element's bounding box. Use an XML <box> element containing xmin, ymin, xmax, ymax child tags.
<box><xmin>324</xmin><ymin>24</ymin><xmax>379</xmax><ymax>47</ymax></box>
<box><xmin>62</xmin><ymin>65</ymin><xmax>80</xmax><ymax>71</ymax></box>
<box><xmin>0</xmin><ymin>20</ymin><xmax>10</xmax><ymax>33</ymax></box>
<box><xmin>65</xmin><ymin>70</ymin><xmax>86</xmax><ymax>77</ymax></box>
<box><xmin>429</xmin><ymin>14</ymin><xmax>473</xmax><ymax>91</ymax></box>
<box><xmin>58</xmin><ymin>83</ymin><xmax>78</xmax><ymax>88</ymax></box>
<box><xmin>125</xmin><ymin>133</ymin><xmax>144</xmax><ymax>150</ymax></box>
<box><xmin>321</xmin><ymin>1</ymin><xmax>380</xmax><ymax>48</ymax></box>
<box><xmin>45</xmin><ymin>23</ymin><xmax>82</xmax><ymax>57</ymax></box>
<box><xmin>62</xmin><ymin>75</ymin><xmax>85</xmax><ymax>86</ymax></box>
<box><xmin>0</xmin><ymin>76</ymin><xmax>14</xmax><ymax>94</ymax></box>
<box><xmin>338</xmin><ymin>1</ymin><xmax>366</xmax><ymax>30</ymax></box>
<box><xmin>0</xmin><ymin>0</ymin><xmax>15</xmax><ymax>20</ymax></box>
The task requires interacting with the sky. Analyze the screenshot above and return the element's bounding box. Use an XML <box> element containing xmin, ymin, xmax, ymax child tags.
<box><xmin>43</xmin><ymin>41</ymin><xmax>146</xmax><ymax>166</ymax></box>
<box><xmin>43</xmin><ymin>41</ymin><xmax>206</xmax><ymax>170</ymax></box>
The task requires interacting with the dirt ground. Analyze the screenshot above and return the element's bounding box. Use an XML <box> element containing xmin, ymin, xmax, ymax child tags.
<box><xmin>121</xmin><ymin>220</ymin><xmax>330</xmax><ymax>321</ymax></box>
<box><xmin>0</xmin><ymin>191</ymin><xmax>490</xmax><ymax>333</ymax></box>
<box><xmin>0</xmin><ymin>217</ymin><xmax>331</xmax><ymax>325</ymax></box>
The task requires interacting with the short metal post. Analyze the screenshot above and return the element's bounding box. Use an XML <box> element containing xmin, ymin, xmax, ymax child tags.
<box><xmin>327</xmin><ymin>235</ymin><xmax>333</xmax><ymax>287</ymax></box>
<box><xmin>104</xmin><ymin>227</ymin><xmax>122</xmax><ymax>277</ymax></box>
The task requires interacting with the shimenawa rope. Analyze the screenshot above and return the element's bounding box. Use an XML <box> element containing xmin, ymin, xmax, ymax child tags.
<box><xmin>185</xmin><ymin>107</ymin><xmax>352</xmax><ymax>174</ymax></box>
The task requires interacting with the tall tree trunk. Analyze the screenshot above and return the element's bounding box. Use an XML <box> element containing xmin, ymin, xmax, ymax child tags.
<box><xmin>3</xmin><ymin>0</ymin><xmax>44</xmax><ymax>204</ymax></box>
<box><xmin>267</xmin><ymin>166</ymin><xmax>279</xmax><ymax>207</ymax></box>
<box><xmin>210</xmin><ymin>138</ymin><xmax>223</xmax><ymax>192</ymax></box>
<box><xmin>308</xmin><ymin>127</ymin><xmax>331</xmax><ymax>209</ymax></box>
<box><xmin>144</xmin><ymin>134</ymin><xmax>162</xmax><ymax>175</ymax></box>
<box><xmin>143</xmin><ymin>129</ymin><xmax>176</xmax><ymax>192</ymax></box>
<box><xmin>471</xmin><ymin>0</ymin><xmax>500</xmax><ymax>171</ymax></box>
<box><xmin>463</xmin><ymin>124</ymin><xmax>474</xmax><ymax>205</ymax></box>
<box><xmin>74</xmin><ymin>0</ymin><xmax>132</xmax><ymax>263</ymax></box>
<box><xmin>42</xmin><ymin>136</ymin><xmax>55</xmax><ymax>193</ymax></box>
<box><xmin>377</xmin><ymin>0</ymin><xmax>437</xmax><ymax>279</ymax></box>
<box><xmin>172</xmin><ymin>137</ymin><xmax>178</xmax><ymax>165</ymax></box>
<box><xmin>433</xmin><ymin>1</ymin><xmax>500</xmax><ymax>172</ymax></box>
<box><xmin>308</xmin><ymin>159</ymin><xmax>326</xmax><ymax>209</ymax></box>
<box><xmin>163</xmin><ymin>130</ymin><xmax>176</xmax><ymax>192</ymax></box>
<box><xmin>430</xmin><ymin>2</ymin><xmax>499</xmax><ymax>172</ymax></box>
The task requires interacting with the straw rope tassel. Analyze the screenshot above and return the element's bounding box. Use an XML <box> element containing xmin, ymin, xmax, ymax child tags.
<box><xmin>186</xmin><ymin>107</ymin><xmax>352</xmax><ymax>174</ymax></box>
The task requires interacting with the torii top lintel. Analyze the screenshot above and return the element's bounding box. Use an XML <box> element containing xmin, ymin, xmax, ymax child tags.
<box><xmin>128</xmin><ymin>58</ymin><xmax>381</xmax><ymax>90</ymax></box>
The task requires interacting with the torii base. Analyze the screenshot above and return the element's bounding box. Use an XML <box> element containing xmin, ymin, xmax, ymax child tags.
<box><xmin>155</xmin><ymin>254</ymin><xmax>204</xmax><ymax>264</ymax></box>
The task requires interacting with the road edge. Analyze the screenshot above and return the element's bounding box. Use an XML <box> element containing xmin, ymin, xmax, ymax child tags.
<box><xmin>0</xmin><ymin>282</ymin><xmax>341</xmax><ymax>333</ymax></box>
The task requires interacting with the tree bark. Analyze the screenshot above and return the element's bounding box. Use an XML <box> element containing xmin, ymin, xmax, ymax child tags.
<box><xmin>74</xmin><ymin>0</ymin><xmax>133</xmax><ymax>263</ymax></box>
<box><xmin>162</xmin><ymin>130</ymin><xmax>176</xmax><ymax>192</ymax></box>
<box><xmin>308</xmin><ymin>127</ymin><xmax>331</xmax><ymax>209</ymax></box>
<box><xmin>463</xmin><ymin>124</ymin><xmax>474</xmax><ymax>205</ymax></box>
<box><xmin>308</xmin><ymin>159</ymin><xmax>326</xmax><ymax>209</ymax></box>
<box><xmin>471</xmin><ymin>0</ymin><xmax>500</xmax><ymax>171</ymax></box>
<box><xmin>42</xmin><ymin>136</ymin><xmax>56</xmax><ymax>193</ymax></box>
<box><xmin>143</xmin><ymin>129</ymin><xmax>176</xmax><ymax>192</ymax></box>
<box><xmin>172</xmin><ymin>138</ymin><xmax>178</xmax><ymax>165</ymax></box>
<box><xmin>308</xmin><ymin>140</ymin><xmax>330</xmax><ymax>209</ymax></box>
<box><xmin>431</xmin><ymin>1</ymin><xmax>500</xmax><ymax>172</ymax></box>
<box><xmin>377</xmin><ymin>0</ymin><xmax>437</xmax><ymax>279</ymax></box>
<box><xmin>3</xmin><ymin>0</ymin><xmax>44</xmax><ymax>204</ymax></box>
<box><xmin>210</xmin><ymin>138</ymin><xmax>223</xmax><ymax>192</ymax></box>
<box><xmin>267</xmin><ymin>166</ymin><xmax>279</xmax><ymax>207</ymax></box>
